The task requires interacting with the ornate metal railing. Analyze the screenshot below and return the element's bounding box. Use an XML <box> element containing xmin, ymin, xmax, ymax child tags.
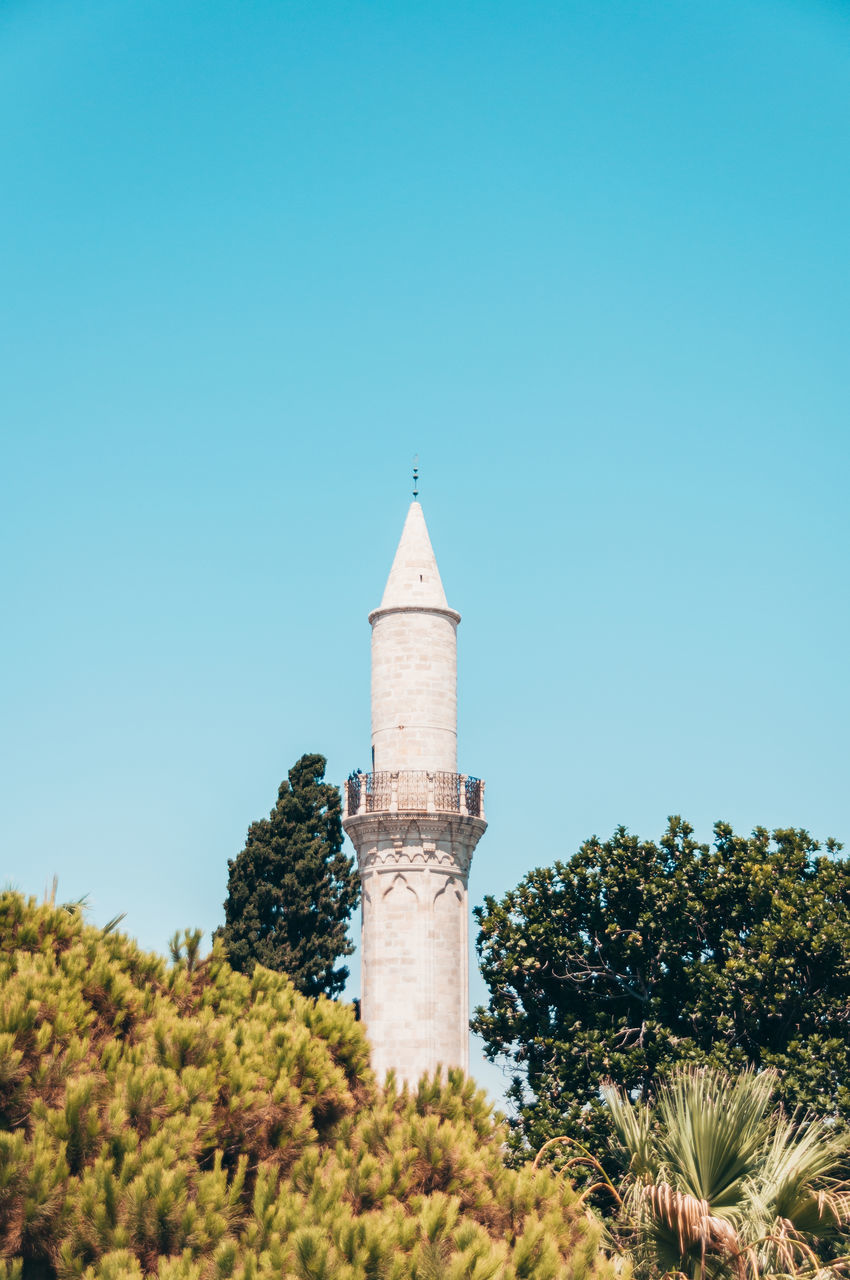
<box><xmin>464</xmin><ymin>776</ymin><xmax>482</xmax><ymax>816</ymax></box>
<box><xmin>346</xmin><ymin>771</ymin><xmax>361</xmax><ymax>814</ymax></box>
<box><xmin>366</xmin><ymin>771</ymin><xmax>392</xmax><ymax>810</ymax></box>
<box><xmin>344</xmin><ymin>770</ymin><xmax>485</xmax><ymax>819</ymax></box>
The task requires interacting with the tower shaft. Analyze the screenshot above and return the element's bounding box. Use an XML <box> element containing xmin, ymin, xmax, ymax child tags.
<box><xmin>370</xmin><ymin>606</ymin><xmax>458</xmax><ymax>773</ymax></box>
<box><xmin>343</xmin><ymin>502</ymin><xmax>486</xmax><ymax>1085</ymax></box>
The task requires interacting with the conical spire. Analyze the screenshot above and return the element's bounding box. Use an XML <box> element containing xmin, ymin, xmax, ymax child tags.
<box><xmin>379</xmin><ymin>501</ymin><xmax>450</xmax><ymax>610</ymax></box>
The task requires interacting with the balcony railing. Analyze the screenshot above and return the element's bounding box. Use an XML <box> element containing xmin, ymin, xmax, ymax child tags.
<box><xmin>344</xmin><ymin>770</ymin><xmax>485</xmax><ymax>819</ymax></box>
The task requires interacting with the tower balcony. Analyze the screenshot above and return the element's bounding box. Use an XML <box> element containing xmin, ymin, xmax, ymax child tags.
<box><xmin>343</xmin><ymin>770</ymin><xmax>485</xmax><ymax>820</ymax></box>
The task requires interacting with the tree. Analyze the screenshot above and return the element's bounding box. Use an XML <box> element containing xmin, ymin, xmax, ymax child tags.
<box><xmin>472</xmin><ymin>817</ymin><xmax>850</xmax><ymax>1166</ymax></box>
<box><xmin>216</xmin><ymin>753</ymin><xmax>360</xmax><ymax>997</ymax></box>
<box><xmin>603</xmin><ymin>1066</ymin><xmax>850</xmax><ymax>1279</ymax></box>
<box><xmin>0</xmin><ymin>890</ymin><xmax>616</xmax><ymax>1280</ymax></box>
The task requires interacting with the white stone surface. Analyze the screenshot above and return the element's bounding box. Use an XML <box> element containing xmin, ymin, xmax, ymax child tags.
<box><xmin>348</xmin><ymin>812</ymin><xmax>484</xmax><ymax>1084</ymax></box>
<box><xmin>370</xmin><ymin>610</ymin><xmax>458</xmax><ymax>773</ymax></box>
<box><xmin>343</xmin><ymin>501</ymin><xmax>487</xmax><ymax>1086</ymax></box>
<box><xmin>377</xmin><ymin>501</ymin><xmax>450</xmax><ymax>612</ymax></box>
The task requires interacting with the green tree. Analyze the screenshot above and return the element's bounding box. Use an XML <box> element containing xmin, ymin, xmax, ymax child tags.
<box><xmin>0</xmin><ymin>889</ymin><xmax>617</xmax><ymax>1280</ymax></box>
<box><xmin>603</xmin><ymin>1066</ymin><xmax>850</xmax><ymax>1279</ymax></box>
<box><xmin>472</xmin><ymin>817</ymin><xmax>850</xmax><ymax>1166</ymax></box>
<box><xmin>215</xmin><ymin>752</ymin><xmax>360</xmax><ymax>997</ymax></box>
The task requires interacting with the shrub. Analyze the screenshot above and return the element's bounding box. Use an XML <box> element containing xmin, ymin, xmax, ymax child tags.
<box><xmin>0</xmin><ymin>893</ymin><xmax>613</xmax><ymax>1280</ymax></box>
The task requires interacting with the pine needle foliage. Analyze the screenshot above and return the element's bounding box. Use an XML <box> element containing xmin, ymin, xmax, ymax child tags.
<box><xmin>0</xmin><ymin>892</ymin><xmax>615</xmax><ymax>1280</ymax></box>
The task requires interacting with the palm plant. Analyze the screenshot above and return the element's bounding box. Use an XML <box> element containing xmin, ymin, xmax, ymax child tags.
<box><xmin>602</xmin><ymin>1067</ymin><xmax>850</xmax><ymax>1280</ymax></box>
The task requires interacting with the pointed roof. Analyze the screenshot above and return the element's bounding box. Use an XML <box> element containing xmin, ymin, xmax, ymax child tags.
<box><xmin>377</xmin><ymin>501</ymin><xmax>453</xmax><ymax>612</ymax></box>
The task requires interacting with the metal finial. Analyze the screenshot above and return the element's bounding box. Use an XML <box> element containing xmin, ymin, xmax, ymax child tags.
<box><xmin>412</xmin><ymin>455</ymin><xmax>419</xmax><ymax>499</ymax></box>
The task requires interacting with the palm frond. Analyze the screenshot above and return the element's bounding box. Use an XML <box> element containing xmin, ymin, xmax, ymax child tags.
<box><xmin>654</xmin><ymin>1068</ymin><xmax>775</xmax><ymax>1215</ymax></box>
<box><xmin>644</xmin><ymin>1181</ymin><xmax>740</xmax><ymax>1257</ymax></box>
<box><xmin>602</xmin><ymin>1080</ymin><xmax>657</xmax><ymax>1180</ymax></box>
<box><xmin>757</xmin><ymin>1113</ymin><xmax>850</xmax><ymax>1234</ymax></box>
<box><xmin>605</xmin><ymin>1066</ymin><xmax>850</xmax><ymax>1280</ymax></box>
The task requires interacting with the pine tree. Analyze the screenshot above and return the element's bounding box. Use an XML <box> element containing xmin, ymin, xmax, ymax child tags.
<box><xmin>0</xmin><ymin>890</ymin><xmax>616</xmax><ymax>1280</ymax></box>
<box><xmin>215</xmin><ymin>753</ymin><xmax>359</xmax><ymax>997</ymax></box>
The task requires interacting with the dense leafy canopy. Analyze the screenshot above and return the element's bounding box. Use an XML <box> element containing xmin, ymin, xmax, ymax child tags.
<box><xmin>215</xmin><ymin>754</ymin><xmax>359</xmax><ymax>998</ymax></box>
<box><xmin>0</xmin><ymin>891</ymin><xmax>615</xmax><ymax>1280</ymax></box>
<box><xmin>472</xmin><ymin>817</ymin><xmax>850</xmax><ymax>1165</ymax></box>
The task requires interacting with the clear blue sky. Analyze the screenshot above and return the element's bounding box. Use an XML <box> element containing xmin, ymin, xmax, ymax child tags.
<box><xmin>2</xmin><ymin>0</ymin><xmax>848</xmax><ymax>1099</ymax></box>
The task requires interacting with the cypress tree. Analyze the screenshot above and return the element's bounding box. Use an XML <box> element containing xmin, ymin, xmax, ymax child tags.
<box><xmin>216</xmin><ymin>753</ymin><xmax>359</xmax><ymax>997</ymax></box>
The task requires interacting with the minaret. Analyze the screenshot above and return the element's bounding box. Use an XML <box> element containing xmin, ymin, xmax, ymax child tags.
<box><xmin>342</xmin><ymin>500</ymin><xmax>486</xmax><ymax>1084</ymax></box>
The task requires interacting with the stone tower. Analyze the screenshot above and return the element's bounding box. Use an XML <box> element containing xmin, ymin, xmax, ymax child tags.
<box><xmin>342</xmin><ymin>501</ymin><xmax>486</xmax><ymax>1084</ymax></box>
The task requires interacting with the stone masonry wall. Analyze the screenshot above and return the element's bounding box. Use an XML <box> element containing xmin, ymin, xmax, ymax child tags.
<box><xmin>370</xmin><ymin>607</ymin><xmax>458</xmax><ymax>774</ymax></box>
<box><xmin>352</xmin><ymin>815</ymin><xmax>482</xmax><ymax>1083</ymax></box>
<box><xmin>343</xmin><ymin>500</ymin><xmax>486</xmax><ymax>1087</ymax></box>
